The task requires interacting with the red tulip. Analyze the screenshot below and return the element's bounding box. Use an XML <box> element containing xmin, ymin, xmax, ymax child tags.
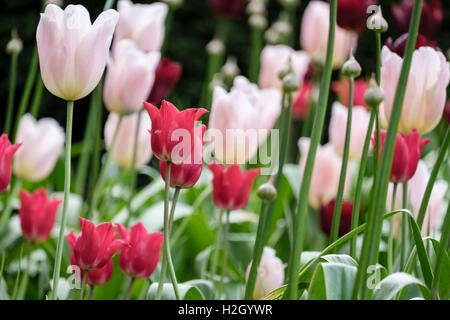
<box><xmin>144</xmin><ymin>100</ymin><xmax>208</xmax><ymax>163</ymax></box>
<box><xmin>372</xmin><ymin>129</ymin><xmax>431</xmax><ymax>183</ymax></box>
<box><xmin>19</xmin><ymin>188</ymin><xmax>61</xmax><ymax>243</ymax></box>
<box><xmin>208</xmin><ymin>163</ymin><xmax>260</xmax><ymax>211</ymax></box>
<box><xmin>320</xmin><ymin>199</ymin><xmax>355</xmax><ymax>237</ymax></box>
<box><xmin>444</xmin><ymin>101</ymin><xmax>450</xmax><ymax>125</ymax></box>
<box><xmin>72</xmin><ymin>260</ymin><xmax>113</xmax><ymax>286</ymax></box>
<box><xmin>392</xmin><ymin>0</ymin><xmax>443</xmax><ymax>38</ymax></box>
<box><xmin>118</xmin><ymin>223</ymin><xmax>163</xmax><ymax>279</ymax></box>
<box><xmin>208</xmin><ymin>0</ymin><xmax>244</xmax><ymax>19</ymax></box>
<box><xmin>292</xmin><ymin>81</ymin><xmax>313</xmax><ymax>120</ymax></box>
<box><xmin>332</xmin><ymin>78</ymin><xmax>368</xmax><ymax>109</ymax></box>
<box><xmin>336</xmin><ymin>0</ymin><xmax>377</xmax><ymax>32</ymax></box>
<box><xmin>148</xmin><ymin>58</ymin><xmax>182</xmax><ymax>105</ymax></box>
<box><xmin>66</xmin><ymin>218</ymin><xmax>127</xmax><ymax>270</ymax></box>
<box><xmin>0</xmin><ymin>134</ymin><xmax>20</xmax><ymax>193</ymax></box>
<box><xmin>385</xmin><ymin>33</ymin><xmax>437</xmax><ymax>58</ymax></box>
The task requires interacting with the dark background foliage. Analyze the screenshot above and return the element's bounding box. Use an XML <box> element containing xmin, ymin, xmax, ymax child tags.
<box><xmin>0</xmin><ymin>0</ymin><xmax>449</xmax><ymax>142</ymax></box>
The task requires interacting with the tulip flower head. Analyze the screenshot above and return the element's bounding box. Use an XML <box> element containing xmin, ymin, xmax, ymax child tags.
<box><xmin>379</xmin><ymin>46</ymin><xmax>449</xmax><ymax>134</ymax></box>
<box><xmin>320</xmin><ymin>199</ymin><xmax>355</xmax><ymax>237</ymax></box>
<box><xmin>148</xmin><ymin>58</ymin><xmax>182</xmax><ymax>105</ymax></box>
<box><xmin>300</xmin><ymin>1</ymin><xmax>358</xmax><ymax>69</ymax></box>
<box><xmin>115</xmin><ymin>0</ymin><xmax>168</xmax><ymax>52</ymax></box>
<box><xmin>372</xmin><ymin>129</ymin><xmax>430</xmax><ymax>183</ymax></box>
<box><xmin>144</xmin><ymin>100</ymin><xmax>207</xmax><ymax>164</ymax></box>
<box><xmin>19</xmin><ymin>189</ymin><xmax>61</xmax><ymax>243</ymax></box>
<box><xmin>336</xmin><ymin>0</ymin><xmax>377</xmax><ymax>33</ymax></box>
<box><xmin>332</xmin><ymin>78</ymin><xmax>369</xmax><ymax>109</ymax></box>
<box><xmin>36</xmin><ymin>4</ymin><xmax>119</xmax><ymax>101</ymax></box>
<box><xmin>0</xmin><ymin>134</ymin><xmax>20</xmax><ymax>193</ymax></box>
<box><xmin>385</xmin><ymin>33</ymin><xmax>437</xmax><ymax>58</ymax></box>
<box><xmin>66</xmin><ymin>218</ymin><xmax>127</xmax><ymax>270</ymax></box>
<box><xmin>104</xmin><ymin>111</ymin><xmax>153</xmax><ymax>169</ymax></box>
<box><xmin>118</xmin><ymin>223</ymin><xmax>163</xmax><ymax>279</ymax></box>
<box><xmin>209</xmin><ymin>76</ymin><xmax>281</xmax><ymax>164</ymax></box>
<box><xmin>103</xmin><ymin>40</ymin><xmax>160</xmax><ymax>115</ymax></box>
<box><xmin>13</xmin><ymin>114</ymin><xmax>65</xmax><ymax>182</ymax></box>
<box><xmin>245</xmin><ymin>247</ymin><xmax>284</xmax><ymax>300</ymax></box>
<box><xmin>208</xmin><ymin>163</ymin><xmax>260</xmax><ymax>211</ymax></box>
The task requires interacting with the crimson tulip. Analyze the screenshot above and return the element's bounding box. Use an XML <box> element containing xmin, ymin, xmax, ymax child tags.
<box><xmin>144</xmin><ymin>100</ymin><xmax>207</xmax><ymax>163</ymax></box>
<box><xmin>332</xmin><ymin>78</ymin><xmax>368</xmax><ymax>109</ymax></box>
<box><xmin>373</xmin><ymin>129</ymin><xmax>431</xmax><ymax>183</ymax></box>
<box><xmin>148</xmin><ymin>58</ymin><xmax>182</xmax><ymax>105</ymax></box>
<box><xmin>392</xmin><ymin>0</ymin><xmax>443</xmax><ymax>38</ymax></box>
<box><xmin>208</xmin><ymin>0</ymin><xmax>244</xmax><ymax>19</ymax></box>
<box><xmin>75</xmin><ymin>260</ymin><xmax>113</xmax><ymax>286</ymax></box>
<box><xmin>66</xmin><ymin>218</ymin><xmax>127</xmax><ymax>270</ymax></box>
<box><xmin>320</xmin><ymin>199</ymin><xmax>355</xmax><ymax>237</ymax></box>
<box><xmin>385</xmin><ymin>33</ymin><xmax>437</xmax><ymax>58</ymax></box>
<box><xmin>208</xmin><ymin>163</ymin><xmax>260</xmax><ymax>211</ymax></box>
<box><xmin>336</xmin><ymin>0</ymin><xmax>377</xmax><ymax>32</ymax></box>
<box><xmin>0</xmin><ymin>134</ymin><xmax>20</xmax><ymax>193</ymax></box>
<box><xmin>19</xmin><ymin>188</ymin><xmax>61</xmax><ymax>243</ymax></box>
<box><xmin>118</xmin><ymin>223</ymin><xmax>163</xmax><ymax>279</ymax></box>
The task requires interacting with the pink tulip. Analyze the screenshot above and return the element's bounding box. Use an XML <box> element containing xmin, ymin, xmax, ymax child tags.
<box><xmin>300</xmin><ymin>0</ymin><xmax>358</xmax><ymax>69</ymax></box>
<box><xmin>258</xmin><ymin>45</ymin><xmax>311</xmax><ymax>91</ymax></box>
<box><xmin>0</xmin><ymin>134</ymin><xmax>20</xmax><ymax>193</ymax></box>
<box><xmin>14</xmin><ymin>114</ymin><xmax>65</xmax><ymax>182</ymax></box>
<box><xmin>209</xmin><ymin>76</ymin><xmax>281</xmax><ymax>164</ymax></box>
<box><xmin>329</xmin><ymin>102</ymin><xmax>371</xmax><ymax>159</ymax></box>
<box><xmin>115</xmin><ymin>0</ymin><xmax>168</xmax><ymax>52</ymax></box>
<box><xmin>245</xmin><ymin>247</ymin><xmax>284</xmax><ymax>299</ymax></box>
<box><xmin>379</xmin><ymin>46</ymin><xmax>450</xmax><ymax>134</ymax></box>
<box><xmin>298</xmin><ymin>138</ymin><xmax>352</xmax><ymax>209</ymax></box>
<box><xmin>104</xmin><ymin>111</ymin><xmax>153</xmax><ymax>169</ymax></box>
<box><xmin>36</xmin><ymin>4</ymin><xmax>119</xmax><ymax>101</ymax></box>
<box><xmin>103</xmin><ymin>40</ymin><xmax>160</xmax><ymax>115</ymax></box>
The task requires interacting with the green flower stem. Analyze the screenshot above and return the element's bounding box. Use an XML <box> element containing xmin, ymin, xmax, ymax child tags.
<box><xmin>432</xmin><ymin>200</ymin><xmax>450</xmax><ymax>299</ymax></box>
<box><xmin>387</xmin><ymin>183</ymin><xmax>398</xmax><ymax>273</ymax></box>
<box><xmin>349</xmin><ymin>108</ymin><xmax>376</xmax><ymax>257</ymax></box>
<box><xmin>51</xmin><ymin>100</ymin><xmax>74</xmax><ymax>300</ymax></box>
<box><xmin>4</xmin><ymin>52</ymin><xmax>18</xmax><ymax>136</ymax></box>
<box><xmin>103</xmin><ymin>0</ymin><xmax>116</xmax><ymax>10</ymax></box>
<box><xmin>0</xmin><ymin>178</ymin><xmax>22</xmax><ymax>232</ymax></box>
<box><xmin>168</xmin><ymin>187</ymin><xmax>180</xmax><ymax>233</ymax></box>
<box><xmin>400</xmin><ymin>182</ymin><xmax>409</xmax><ymax>269</ymax></box>
<box><xmin>284</xmin><ymin>0</ymin><xmax>337</xmax><ymax>300</ymax></box>
<box><xmin>248</xmin><ymin>25</ymin><xmax>263</xmax><ymax>83</ymax></box>
<box><xmin>17</xmin><ymin>243</ymin><xmax>34</xmax><ymax>300</ymax></box>
<box><xmin>86</xmin><ymin>115</ymin><xmax>123</xmax><ymax>220</ymax></box>
<box><xmin>416</xmin><ymin>126</ymin><xmax>450</xmax><ymax>229</ymax></box>
<box><xmin>88</xmin><ymin>285</ymin><xmax>95</xmax><ymax>300</ymax></box>
<box><xmin>78</xmin><ymin>270</ymin><xmax>88</xmax><ymax>300</ymax></box>
<box><xmin>210</xmin><ymin>210</ymin><xmax>224</xmax><ymax>280</ymax></box>
<box><xmin>29</xmin><ymin>76</ymin><xmax>44</xmax><ymax>118</ymax></box>
<box><xmin>352</xmin><ymin>0</ymin><xmax>423</xmax><ymax>300</ymax></box>
<box><xmin>11</xmin><ymin>244</ymin><xmax>24</xmax><ymax>300</ymax></box>
<box><xmin>125</xmin><ymin>278</ymin><xmax>135</xmax><ymax>300</ymax></box>
<box><xmin>125</xmin><ymin>113</ymin><xmax>142</xmax><ymax>227</ymax></box>
<box><xmin>375</xmin><ymin>32</ymin><xmax>381</xmax><ymax>85</ymax></box>
<box><xmin>220</xmin><ymin>210</ymin><xmax>231</xmax><ymax>299</ymax></box>
<box><xmin>329</xmin><ymin>76</ymin><xmax>354</xmax><ymax>246</ymax></box>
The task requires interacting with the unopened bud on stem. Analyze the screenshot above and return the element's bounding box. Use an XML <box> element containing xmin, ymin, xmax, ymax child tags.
<box><xmin>257</xmin><ymin>182</ymin><xmax>277</xmax><ymax>201</ymax></box>
<box><xmin>367</xmin><ymin>6</ymin><xmax>388</xmax><ymax>33</ymax></box>
<box><xmin>342</xmin><ymin>54</ymin><xmax>361</xmax><ymax>78</ymax></box>
<box><xmin>6</xmin><ymin>29</ymin><xmax>23</xmax><ymax>55</ymax></box>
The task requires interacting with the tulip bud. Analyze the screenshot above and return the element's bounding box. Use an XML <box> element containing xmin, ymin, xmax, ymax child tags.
<box><xmin>249</xmin><ymin>14</ymin><xmax>267</xmax><ymax>30</ymax></box>
<box><xmin>282</xmin><ymin>73</ymin><xmax>300</xmax><ymax>92</ymax></box>
<box><xmin>367</xmin><ymin>6</ymin><xmax>388</xmax><ymax>33</ymax></box>
<box><xmin>246</xmin><ymin>0</ymin><xmax>266</xmax><ymax>16</ymax></box>
<box><xmin>257</xmin><ymin>182</ymin><xmax>277</xmax><ymax>201</ymax></box>
<box><xmin>272</xmin><ymin>20</ymin><xmax>292</xmax><ymax>38</ymax></box>
<box><xmin>206</xmin><ymin>38</ymin><xmax>225</xmax><ymax>56</ymax></box>
<box><xmin>221</xmin><ymin>56</ymin><xmax>240</xmax><ymax>80</ymax></box>
<box><xmin>6</xmin><ymin>29</ymin><xmax>23</xmax><ymax>55</ymax></box>
<box><xmin>364</xmin><ymin>85</ymin><xmax>384</xmax><ymax>108</ymax></box>
<box><xmin>342</xmin><ymin>54</ymin><xmax>361</xmax><ymax>78</ymax></box>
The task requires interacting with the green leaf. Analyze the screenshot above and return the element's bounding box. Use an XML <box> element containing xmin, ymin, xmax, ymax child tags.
<box><xmin>146</xmin><ymin>283</ymin><xmax>205</xmax><ymax>300</ymax></box>
<box><xmin>426</xmin><ymin>237</ymin><xmax>450</xmax><ymax>299</ymax></box>
<box><xmin>307</xmin><ymin>262</ymin><xmax>357</xmax><ymax>300</ymax></box>
<box><xmin>320</xmin><ymin>254</ymin><xmax>358</xmax><ymax>267</ymax></box>
<box><xmin>373</xmin><ymin>272</ymin><xmax>430</xmax><ymax>300</ymax></box>
<box><xmin>183</xmin><ymin>279</ymin><xmax>214</xmax><ymax>300</ymax></box>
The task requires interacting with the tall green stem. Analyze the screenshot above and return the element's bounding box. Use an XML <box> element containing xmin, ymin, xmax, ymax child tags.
<box><xmin>284</xmin><ymin>0</ymin><xmax>337</xmax><ymax>300</ymax></box>
<box><xmin>248</xmin><ymin>26</ymin><xmax>263</xmax><ymax>83</ymax></box>
<box><xmin>125</xmin><ymin>278</ymin><xmax>135</xmax><ymax>300</ymax></box>
<box><xmin>375</xmin><ymin>32</ymin><xmax>381</xmax><ymax>85</ymax></box>
<box><xmin>387</xmin><ymin>183</ymin><xmax>398</xmax><ymax>273</ymax></box>
<box><xmin>400</xmin><ymin>182</ymin><xmax>409</xmax><ymax>268</ymax></box>
<box><xmin>220</xmin><ymin>210</ymin><xmax>231</xmax><ymax>299</ymax></box>
<box><xmin>16</xmin><ymin>243</ymin><xmax>33</xmax><ymax>300</ymax></box>
<box><xmin>78</xmin><ymin>270</ymin><xmax>88</xmax><ymax>300</ymax></box>
<box><xmin>4</xmin><ymin>53</ymin><xmax>18</xmax><ymax>136</ymax></box>
<box><xmin>329</xmin><ymin>76</ymin><xmax>354</xmax><ymax>245</ymax></box>
<box><xmin>210</xmin><ymin>210</ymin><xmax>224</xmax><ymax>280</ymax></box>
<box><xmin>29</xmin><ymin>77</ymin><xmax>44</xmax><ymax>118</ymax></box>
<box><xmin>51</xmin><ymin>100</ymin><xmax>74</xmax><ymax>300</ymax></box>
<box><xmin>352</xmin><ymin>0</ymin><xmax>423</xmax><ymax>300</ymax></box>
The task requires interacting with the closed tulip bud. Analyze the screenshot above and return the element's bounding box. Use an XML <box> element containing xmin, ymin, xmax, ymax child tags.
<box><xmin>104</xmin><ymin>111</ymin><xmax>152</xmax><ymax>169</ymax></box>
<box><xmin>36</xmin><ymin>4</ymin><xmax>119</xmax><ymax>101</ymax></box>
<box><xmin>379</xmin><ymin>46</ymin><xmax>449</xmax><ymax>134</ymax></box>
<box><xmin>342</xmin><ymin>54</ymin><xmax>361</xmax><ymax>78</ymax></box>
<box><xmin>272</xmin><ymin>20</ymin><xmax>292</xmax><ymax>38</ymax></box>
<box><xmin>372</xmin><ymin>129</ymin><xmax>431</xmax><ymax>183</ymax></box>
<box><xmin>118</xmin><ymin>223</ymin><xmax>163</xmax><ymax>279</ymax></box>
<box><xmin>148</xmin><ymin>58</ymin><xmax>182</xmax><ymax>105</ymax></box>
<box><xmin>301</xmin><ymin>1</ymin><xmax>358</xmax><ymax>69</ymax></box>
<box><xmin>364</xmin><ymin>85</ymin><xmax>384</xmax><ymax>108</ymax></box>
<box><xmin>332</xmin><ymin>78</ymin><xmax>369</xmax><ymax>109</ymax></box>
<box><xmin>320</xmin><ymin>199</ymin><xmax>355</xmax><ymax>237</ymax></box>
<box><xmin>66</xmin><ymin>218</ymin><xmax>127</xmax><ymax>270</ymax></box>
<box><xmin>0</xmin><ymin>134</ymin><xmax>20</xmax><ymax>193</ymax></box>
<box><xmin>13</xmin><ymin>114</ymin><xmax>65</xmax><ymax>182</ymax></box>
<box><xmin>257</xmin><ymin>182</ymin><xmax>277</xmax><ymax>201</ymax></box>
<box><xmin>249</xmin><ymin>14</ymin><xmax>268</xmax><ymax>30</ymax></box>
<box><xmin>19</xmin><ymin>189</ymin><xmax>61</xmax><ymax>243</ymax></box>
<box><xmin>144</xmin><ymin>100</ymin><xmax>207</xmax><ymax>163</ymax></box>
<box><xmin>103</xmin><ymin>40</ymin><xmax>160</xmax><ymax>115</ymax></box>
<box><xmin>115</xmin><ymin>0</ymin><xmax>168</xmax><ymax>52</ymax></box>
<box><xmin>245</xmin><ymin>247</ymin><xmax>284</xmax><ymax>299</ymax></box>
<box><xmin>367</xmin><ymin>6</ymin><xmax>389</xmax><ymax>33</ymax></box>
<box><xmin>6</xmin><ymin>29</ymin><xmax>23</xmax><ymax>55</ymax></box>
<box><xmin>209</xmin><ymin>163</ymin><xmax>260</xmax><ymax>211</ymax></box>
<box><xmin>282</xmin><ymin>73</ymin><xmax>299</xmax><ymax>92</ymax></box>
<box><xmin>209</xmin><ymin>76</ymin><xmax>281</xmax><ymax>164</ymax></box>
<box><xmin>221</xmin><ymin>57</ymin><xmax>240</xmax><ymax>80</ymax></box>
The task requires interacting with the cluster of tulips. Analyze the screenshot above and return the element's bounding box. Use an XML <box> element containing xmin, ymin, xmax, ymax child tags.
<box><xmin>0</xmin><ymin>0</ymin><xmax>449</xmax><ymax>301</ymax></box>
